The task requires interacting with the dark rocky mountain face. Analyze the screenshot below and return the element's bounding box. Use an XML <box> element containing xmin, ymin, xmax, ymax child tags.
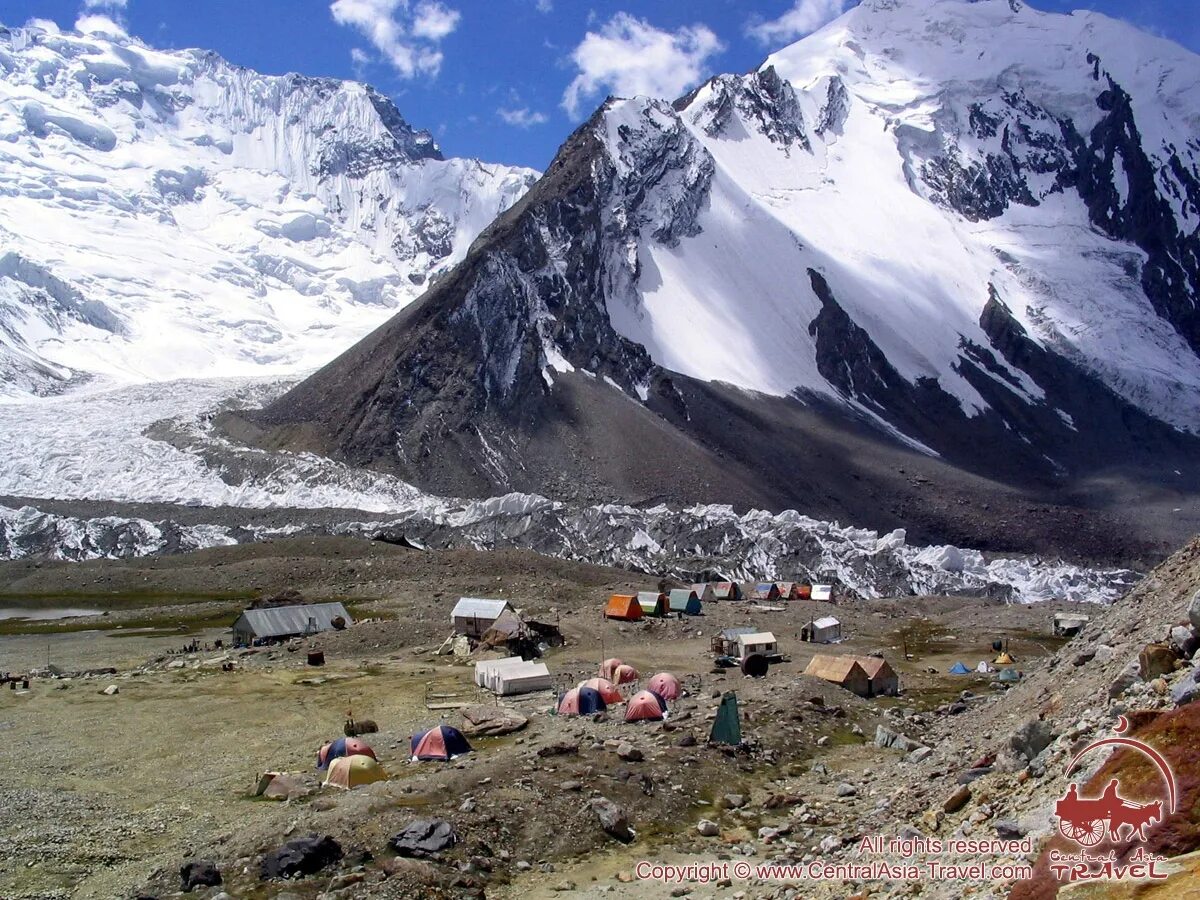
<box><xmin>242</xmin><ymin>0</ymin><xmax>1200</xmax><ymax>561</ymax></box>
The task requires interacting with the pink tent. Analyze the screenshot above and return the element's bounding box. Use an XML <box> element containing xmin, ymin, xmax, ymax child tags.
<box><xmin>579</xmin><ymin>677</ymin><xmax>623</xmax><ymax>704</ymax></box>
<box><xmin>612</xmin><ymin>664</ymin><xmax>639</xmax><ymax>684</ymax></box>
<box><xmin>624</xmin><ymin>690</ymin><xmax>667</xmax><ymax>722</ymax></box>
<box><xmin>646</xmin><ymin>672</ymin><xmax>681</xmax><ymax>701</ymax></box>
<box><xmin>599</xmin><ymin>658</ymin><xmax>623</xmax><ymax>680</ymax></box>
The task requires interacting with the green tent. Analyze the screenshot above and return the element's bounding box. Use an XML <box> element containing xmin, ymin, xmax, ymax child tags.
<box><xmin>709</xmin><ymin>691</ymin><xmax>741</xmax><ymax>745</ymax></box>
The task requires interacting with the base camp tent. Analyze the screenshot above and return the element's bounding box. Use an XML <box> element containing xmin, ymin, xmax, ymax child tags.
<box><xmin>710</xmin><ymin>692</ymin><xmax>741</xmax><ymax>745</ymax></box>
<box><xmin>775</xmin><ymin>582</ymin><xmax>804</xmax><ymax>601</ymax></box>
<box><xmin>604</xmin><ymin>595</ymin><xmax>642</xmax><ymax>621</ymax></box>
<box><xmin>646</xmin><ymin>672</ymin><xmax>681</xmax><ymax>701</ymax></box>
<box><xmin>411</xmin><ymin>725</ymin><xmax>473</xmax><ymax>761</ymax></box>
<box><xmin>667</xmin><ymin>589</ymin><xmax>702</xmax><ymax>615</ymax></box>
<box><xmin>976</xmin><ymin>661</ymin><xmax>992</xmax><ymax>674</ymax></box>
<box><xmin>811</xmin><ymin>584</ymin><xmax>833</xmax><ymax>602</ymax></box>
<box><xmin>689</xmin><ymin>583</ymin><xmax>716</xmax><ymax>603</ymax></box>
<box><xmin>948</xmin><ymin>661</ymin><xmax>971</xmax><ymax>675</ymax></box>
<box><xmin>474</xmin><ymin>657</ymin><xmax>552</xmax><ymax>695</ymax></box>
<box><xmin>801</xmin><ymin>616</ymin><xmax>842</xmax><ymax>643</ymax></box>
<box><xmin>749</xmin><ymin>583</ymin><xmax>781</xmax><ymax>602</ymax></box>
<box><xmin>997</xmin><ymin>667</ymin><xmax>1022</xmax><ymax>683</ymax></box>
<box><xmin>557</xmin><ymin>686</ymin><xmax>607</xmax><ymax>716</ymax></box>
<box><xmin>324</xmin><ymin>754</ymin><xmax>387</xmax><ymax>789</ymax></box>
<box><xmin>317</xmin><ymin>737</ymin><xmax>376</xmax><ymax>769</ymax></box>
<box><xmin>612</xmin><ymin>663</ymin><xmax>639</xmax><ymax>684</ymax></box>
<box><xmin>599</xmin><ymin>658</ymin><xmax>624</xmax><ymax>680</ymax></box>
<box><xmin>637</xmin><ymin>591</ymin><xmax>668</xmax><ymax>617</ymax></box>
<box><xmin>579</xmin><ymin>678</ymin><xmax>623</xmax><ymax>704</ymax></box>
<box><xmin>712</xmin><ymin>582</ymin><xmax>742</xmax><ymax>601</ymax></box>
<box><xmin>995</xmin><ymin>651</ymin><xmax>1015</xmax><ymax>665</ymax></box>
<box><xmin>625</xmin><ymin>690</ymin><xmax>667</xmax><ymax>722</ymax></box>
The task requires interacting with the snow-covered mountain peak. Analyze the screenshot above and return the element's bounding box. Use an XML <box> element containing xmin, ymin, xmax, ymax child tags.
<box><xmin>0</xmin><ymin>20</ymin><xmax>538</xmax><ymax>398</ymax></box>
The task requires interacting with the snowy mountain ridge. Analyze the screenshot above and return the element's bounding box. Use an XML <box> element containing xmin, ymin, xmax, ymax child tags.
<box><xmin>0</xmin><ymin>19</ymin><xmax>537</xmax><ymax>396</ymax></box>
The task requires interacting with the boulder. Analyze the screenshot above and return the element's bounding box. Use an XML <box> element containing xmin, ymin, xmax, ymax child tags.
<box><xmin>696</xmin><ymin>819</ymin><xmax>720</xmax><ymax>837</ymax></box>
<box><xmin>908</xmin><ymin>747</ymin><xmax>934</xmax><ymax>764</ymax></box>
<box><xmin>261</xmin><ymin>834</ymin><xmax>342</xmax><ymax>879</ymax></box>
<box><xmin>1189</xmin><ymin>589</ymin><xmax>1200</xmax><ymax>631</ymax></box>
<box><xmin>389</xmin><ymin>819</ymin><xmax>458</xmax><ymax>858</ymax></box>
<box><xmin>1139</xmin><ymin>643</ymin><xmax>1179</xmax><ymax>680</ymax></box>
<box><xmin>1172</xmin><ymin>665</ymin><xmax>1200</xmax><ymax>707</ymax></box>
<box><xmin>180</xmin><ymin>859</ymin><xmax>221</xmax><ymax>892</ymax></box>
<box><xmin>875</xmin><ymin>725</ymin><xmax>922</xmax><ymax>753</ymax></box>
<box><xmin>1169</xmin><ymin>625</ymin><xmax>1198</xmax><ymax>660</ymax></box>
<box><xmin>1009</xmin><ymin>719</ymin><xmax>1054</xmax><ymax>762</ymax></box>
<box><xmin>836</xmin><ymin>782</ymin><xmax>857</xmax><ymax>797</ymax></box>
<box><xmin>537</xmin><ymin>741</ymin><xmax>579</xmax><ymax>758</ymax></box>
<box><xmin>677</xmin><ymin>733</ymin><xmax>697</xmax><ymax>748</ymax></box>
<box><xmin>590</xmin><ymin>798</ymin><xmax>633</xmax><ymax>843</ymax></box>
<box><xmin>1109</xmin><ymin>659</ymin><xmax>1141</xmax><ymax>699</ymax></box>
<box><xmin>101</xmin><ymin>685</ymin><xmax>119</xmax><ymax>696</ymax></box>
<box><xmin>460</xmin><ymin>705</ymin><xmax>528</xmax><ymax>737</ymax></box>
<box><xmin>616</xmin><ymin>742</ymin><xmax>643</xmax><ymax>762</ymax></box>
<box><xmin>943</xmin><ymin>786</ymin><xmax>971</xmax><ymax>814</ymax></box>
<box><xmin>994</xmin><ymin>820</ymin><xmax>1025</xmax><ymax>840</ymax></box>
<box><xmin>722</xmin><ymin>793</ymin><xmax>747</xmax><ymax>809</ymax></box>
<box><xmin>256</xmin><ymin>772</ymin><xmax>316</xmax><ymax>801</ymax></box>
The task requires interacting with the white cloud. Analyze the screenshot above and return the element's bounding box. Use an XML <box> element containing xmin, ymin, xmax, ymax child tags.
<box><xmin>535</xmin><ymin>0</ymin><xmax>553</xmax><ymax>12</ymax></box>
<box><xmin>25</xmin><ymin>18</ymin><xmax>62</xmax><ymax>33</ymax></box>
<box><xmin>74</xmin><ymin>13</ymin><xmax>128</xmax><ymax>37</ymax></box>
<box><xmin>562</xmin><ymin>13</ymin><xmax>723</xmax><ymax>118</ymax></box>
<box><xmin>498</xmin><ymin>106</ymin><xmax>549</xmax><ymax>128</ymax></box>
<box><xmin>745</xmin><ymin>0</ymin><xmax>849</xmax><ymax>46</ymax></box>
<box><xmin>82</xmin><ymin>0</ymin><xmax>128</xmax><ymax>8</ymax></box>
<box><xmin>329</xmin><ymin>0</ymin><xmax>460</xmax><ymax>79</ymax></box>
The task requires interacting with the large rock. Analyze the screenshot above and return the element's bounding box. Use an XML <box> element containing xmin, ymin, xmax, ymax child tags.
<box><xmin>261</xmin><ymin>834</ymin><xmax>342</xmax><ymax>879</ymax></box>
<box><xmin>256</xmin><ymin>772</ymin><xmax>316</xmax><ymax>801</ymax></box>
<box><xmin>1139</xmin><ymin>643</ymin><xmax>1179</xmax><ymax>680</ymax></box>
<box><xmin>590</xmin><ymin>797</ymin><xmax>633</xmax><ymax>843</ymax></box>
<box><xmin>1169</xmin><ymin>625</ymin><xmax>1198</xmax><ymax>660</ymax></box>
<box><xmin>389</xmin><ymin>819</ymin><xmax>458</xmax><ymax>858</ymax></box>
<box><xmin>696</xmin><ymin>819</ymin><xmax>720</xmax><ymax>837</ymax></box>
<box><xmin>875</xmin><ymin>725</ymin><xmax>923</xmax><ymax>753</ymax></box>
<box><xmin>1009</xmin><ymin>719</ymin><xmax>1055</xmax><ymax>762</ymax></box>
<box><xmin>180</xmin><ymin>859</ymin><xmax>221</xmax><ymax>892</ymax></box>
<box><xmin>1172</xmin><ymin>665</ymin><xmax>1200</xmax><ymax>707</ymax></box>
<box><xmin>1188</xmin><ymin>589</ymin><xmax>1200</xmax><ymax>631</ymax></box>
<box><xmin>460</xmin><ymin>705</ymin><xmax>528</xmax><ymax>737</ymax></box>
<box><xmin>1109</xmin><ymin>659</ymin><xmax>1141</xmax><ymax>699</ymax></box>
<box><xmin>943</xmin><ymin>786</ymin><xmax>971</xmax><ymax>814</ymax></box>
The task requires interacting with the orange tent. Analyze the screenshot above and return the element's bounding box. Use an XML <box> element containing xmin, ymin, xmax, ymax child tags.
<box><xmin>624</xmin><ymin>690</ymin><xmax>667</xmax><ymax>722</ymax></box>
<box><xmin>646</xmin><ymin>672</ymin><xmax>681</xmax><ymax>701</ymax></box>
<box><xmin>599</xmin><ymin>658</ymin><xmax>624</xmax><ymax>680</ymax></box>
<box><xmin>612</xmin><ymin>663</ymin><xmax>639</xmax><ymax>684</ymax></box>
<box><xmin>579</xmin><ymin>677</ymin><xmax>624</xmax><ymax>704</ymax></box>
<box><xmin>604</xmin><ymin>594</ymin><xmax>642</xmax><ymax>621</ymax></box>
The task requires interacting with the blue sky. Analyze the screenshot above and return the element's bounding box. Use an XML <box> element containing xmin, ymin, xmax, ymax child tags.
<box><xmin>6</xmin><ymin>0</ymin><xmax>1199</xmax><ymax>171</ymax></box>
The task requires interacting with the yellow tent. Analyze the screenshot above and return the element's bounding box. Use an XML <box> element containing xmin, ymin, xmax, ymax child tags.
<box><xmin>994</xmin><ymin>651</ymin><xmax>1015</xmax><ymax>665</ymax></box>
<box><xmin>323</xmin><ymin>754</ymin><xmax>387</xmax><ymax>789</ymax></box>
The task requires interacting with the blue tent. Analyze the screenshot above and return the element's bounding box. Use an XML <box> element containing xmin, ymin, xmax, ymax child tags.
<box><xmin>948</xmin><ymin>662</ymin><xmax>971</xmax><ymax>675</ymax></box>
<box><xmin>557</xmin><ymin>686</ymin><xmax>607</xmax><ymax>716</ymax></box>
<box><xmin>411</xmin><ymin>725</ymin><xmax>473</xmax><ymax>760</ymax></box>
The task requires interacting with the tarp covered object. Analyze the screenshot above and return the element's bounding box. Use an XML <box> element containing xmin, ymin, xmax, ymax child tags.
<box><xmin>710</xmin><ymin>691</ymin><xmax>741</xmax><ymax>745</ymax></box>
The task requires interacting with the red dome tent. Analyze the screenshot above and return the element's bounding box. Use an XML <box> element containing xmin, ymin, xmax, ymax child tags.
<box><xmin>410</xmin><ymin>725</ymin><xmax>473</xmax><ymax>761</ymax></box>
<box><xmin>556</xmin><ymin>686</ymin><xmax>607</xmax><ymax>716</ymax></box>
<box><xmin>624</xmin><ymin>690</ymin><xmax>667</xmax><ymax>722</ymax></box>
<box><xmin>599</xmin><ymin>658</ymin><xmax>624</xmax><ymax>680</ymax></box>
<box><xmin>646</xmin><ymin>672</ymin><xmax>681</xmax><ymax>701</ymax></box>
<box><xmin>579</xmin><ymin>677</ymin><xmax>623</xmax><ymax>704</ymax></box>
<box><xmin>316</xmin><ymin>737</ymin><xmax>376</xmax><ymax>769</ymax></box>
<box><xmin>612</xmin><ymin>664</ymin><xmax>639</xmax><ymax>684</ymax></box>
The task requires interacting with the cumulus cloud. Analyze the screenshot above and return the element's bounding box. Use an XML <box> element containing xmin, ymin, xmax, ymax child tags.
<box><xmin>746</xmin><ymin>0</ymin><xmax>849</xmax><ymax>46</ymax></box>
<box><xmin>562</xmin><ymin>13</ymin><xmax>723</xmax><ymax>118</ymax></box>
<box><xmin>330</xmin><ymin>0</ymin><xmax>460</xmax><ymax>78</ymax></box>
<box><xmin>498</xmin><ymin>106</ymin><xmax>549</xmax><ymax>128</ymax></box>
<box><xmin>75</xmin><ymin>13</ymin><xmax>128</xmax><ymax>37</ymax></box>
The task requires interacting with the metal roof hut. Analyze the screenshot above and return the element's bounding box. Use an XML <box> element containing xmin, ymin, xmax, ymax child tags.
<box><xmin>232</xmin><ymin>602</ymin><xmax>351</xmax><ymax>645</ymax></box>
<box><xmin>452</xmin><ymin>598</ymin><xmax>514</xmax><ymax>639</ymax></box>
<box><xmin>711</xmin><ymin>582</ymin><xmax>742</xmax><ymax>601</ymax></box>
<box><xmin>667</xmin><ymin>589</ymin><xmax>702</xmax><ymax>616</ymax></box>
<box><xmin>736</xmin><ymin>631</ymin><xmax>779</xmax><ymax>659</ymax></box>
<box><xmin>604</xmin><ymin>594</ymin><xmax>643</xmax><ymax>621</ymax></box>
<box><xmin>711</xmin><ymin>626</ymin><xmax>756</xmax><ymax>656</ymax></box>
<box><xmin>636</xmin><ymin>591</ymin><xmax>668</xmax><ymax>617</ymax></box>
<box><xmin>750</xmin><ymin>582</ymin><xmax>781</xmax><ymax>602</ymax></box>
<box><xmin>801</xmin><ymin>616</ymin><xmax>842</xmax><ymax>643</ymax></box>
<box><xmin>803</xmin><ymin>654</ymin><xmax>871</xmax><ymax>697</ymax></box>
<box><xmin>853</xmin><ymin>655</ymin><xmax>899</xmax><ymax>696</ymax></box>
<box><xmin>689</xmin><ymin>583</ymin><xmax>716</xmax><ymax>603</ymax></box>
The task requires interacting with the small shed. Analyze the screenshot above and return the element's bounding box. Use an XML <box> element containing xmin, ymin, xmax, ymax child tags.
<box><xmin>232</xmin><ymin>602</ymin><xmax>352</xmax><ymax>645</ymax></box>
<box><xmin>689</xmin><ymin>583</ymin><xmax>716</xmax><ymax>603</ymax></box>
<box><xmin>737</xmin><ymin>631</ymin><xmax>779</xmax><ymax>658</ymax></box>
<box><xmin>712</xmin><ymin>582</ymin><xmax>742</xmax><ymax>601</ymax></box>
<box><xmin>452</xmin><ymin>598</ymin><xmax>514</xmax><ymax>639</ymax></box>
<box><xmin>604</xmin><ymin>594</ymin><xmax>642</xmax><ymax>620</ymax></box>
<box><xmin>804</xmin><ymin>654</ymin><xmax>871</xmax><ymax>697</ymax></box>
<box><xmin>750</xmin><ymin>583</ymin><xmax>781</xmax><ymax>602</ymax></box>
<box><xmin>475</xmin><ymin>657</ymin><xmax>552</xmax><ymax>695</ymax></box>
<box><xmin>636</xmin><ymin>591</ymin><xmax>667</xmax><ymax>617</ymax></box>
<box><xmin>854</xmin><ymin>655</ymin><xmax>899</xmax><ymax>696</ymax></box>
<box><xmin>811</xmin><ymin>584</ymin><xmax>833</xmax><ymax>602</ymax></box>
<box><xmin>1053</xmin><ymin>613</ymin><xmax>1090</xmax><ymax>637</ymax></box>
<box><xmin>668</xmin><ymin>589</ymin><xmax>702</xmax><ymax>616</ymax></box>
<box><xmin>801</xmin><ymin>616</ymin><xmax>842</xmax><ymax>643</ymax></box>
<box><xmin>711</xmin><ymin>626</ymin><xmax>755</xmax><ymax>656</ymax></box>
